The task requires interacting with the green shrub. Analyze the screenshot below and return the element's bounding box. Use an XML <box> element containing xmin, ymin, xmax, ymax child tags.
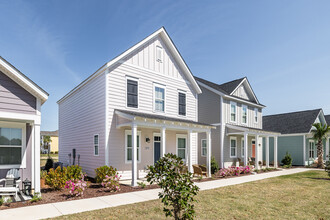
<box><xmin>281</xmin><ymin>151</ymin><xmax>293</xmax><ymax>167</ymax></box>
<box><xmin>31</xmin><ymin>193</ymin><xmax>42</xmax><ymax>203</ymax></box>
<box><xmin>95</xmin><ymin>165</ymin><xmax>118</xmax><ymax>183</ymax></box>
<box><xmin>0</xmin><ymin>198</ymin><xmax>3</xmax><ymax>206</ymax></box>
<box><xmin>45</xmin><ymin>157</ymin><xmax>54</xmax><ymax>171</ymax></box>
<box><xmin>137</xmin><ymin>181</ymin><xmax>146</xmax><ymax>189</ymax></box>
<box><xmin>66</xmin><ymin>165</ymin><xmax>83</xmax><ymax>180</ymax></box>
<box><xmin>45</xmin><ymin>167</ymin><xmax>67</xmax><ymax>190</ymax></box>
<box><xmin>211</xmin><ymin>156</ymin><xmax>219</xmax><ymax>174</ymax></box>
<box><xmin>325</xmin><ymin>161</ymin><xmax>330</xmax><ymax>177</ymax></box>
<box><xmin>146</xmin><ymin>153</ymin><xmax>199</xmax><ymax>220</ymax></box>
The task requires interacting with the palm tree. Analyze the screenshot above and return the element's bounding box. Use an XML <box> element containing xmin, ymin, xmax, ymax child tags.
<box><xmin>311</xmin><ymin>123</ymin><xmax>330</xmax><ymax>168</ymax></box>
<box><xmin>43</xmin><ymin>135</ymin><xmax>52</xmax><ymax>156</ymax></box>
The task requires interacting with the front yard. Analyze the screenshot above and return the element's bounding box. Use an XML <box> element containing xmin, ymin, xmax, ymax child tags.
<box><xmin>54</xmin><ymin>170</ymin><xmax>329</xmax><ymax>220</ymax></box>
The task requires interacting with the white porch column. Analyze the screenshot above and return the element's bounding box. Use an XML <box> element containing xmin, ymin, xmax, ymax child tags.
<box><xmin>244</xmin><ymin>132</ymin><xmax>248</xmax><ymax>166</ymax></box>
<box><xmin>326</xmin><ymin>137</ymin><xmax>329</xmax><ymax>161</ymax></box>
<box><xmin>274</xmin><ymin>136</ymin><xmax>278</xmax><ymax>168</ymax></box>
<box><xmin>255</xmin><ymin>135</ymin><xmax>260</xmax><ymax>169</ymax></box>
<box><xmin>266</xmin><ymin>136</ymin><xmax>270</xmax><ymax>168</ymax></box>
<box><xmin>161</xmin><ymin>127</ymin><xmax>166</xmax><ymax>157</ymax></box>
<box><xmin>131</xmin><ymin>123</ymin><xmax>137</xmax><ymax>187</ymax></box>
<box><xmin>34</xmin><ymin>123</ymin><xmax>41</xmax><ymax>194</ymax></box>
<box><xmin>206</xmin><ymin>131</ymin><xmax>211</xmax><ymax>177</ymax></box>
<box><xmin>187</xmin><ymin>130</ymin><xmax>193</xmax><ymax>173</ymax></box>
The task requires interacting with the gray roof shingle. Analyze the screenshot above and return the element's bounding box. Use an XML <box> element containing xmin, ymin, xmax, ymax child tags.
<box><xmin>262</xmin><ymin>109</ymin><xmax>321</xmax><ymax>134</ymax></box>
<box><xmin>325</xmin><ymin>115</ymin><xmax>330</xmax><ymax>125</ymax></box>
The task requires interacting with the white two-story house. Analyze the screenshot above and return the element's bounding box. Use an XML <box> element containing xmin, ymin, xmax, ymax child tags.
<box><xmin>58</xmin><ymin>27</ymin><xmax>214</xmax><ymax>186</ymax></box>
<box><xmin>195</xmin><ymin>76</ymin><xmax>280</xmax><ymax>169</ymax></box>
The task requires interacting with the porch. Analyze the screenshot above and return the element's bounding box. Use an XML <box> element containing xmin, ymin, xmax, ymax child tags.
<box><xmin>225</xmin><ymin>124</ymin><xmax>280</xmax><ymax>169</ymax></box>
<box><xmin>115</xmin><ymin>110</ymin><xmax>215</xmax><ymax>186</ymax></box>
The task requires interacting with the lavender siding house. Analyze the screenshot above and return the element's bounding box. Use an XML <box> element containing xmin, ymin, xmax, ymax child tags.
<box><xmin>0</xmin><ymin>56</ymin><xmax>48</xmax><ymax>193</ymax></box>
<box><xmin>58</xmin><ymin>27</ymin><xmax>214</xmax><ymax>186</ymax></box>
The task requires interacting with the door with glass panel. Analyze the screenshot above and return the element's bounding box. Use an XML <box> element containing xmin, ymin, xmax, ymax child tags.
<box><xmin>154</xmin><ymin>135</ymin><xmax>161</xmax><ymax>165</ymax></box>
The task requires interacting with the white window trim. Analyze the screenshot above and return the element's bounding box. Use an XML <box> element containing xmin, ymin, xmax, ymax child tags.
<box><xmin>93</xmin><ymin>134</ymin><xmax>99</xmax><ymax>156</ymax></box>
<box><xmin>241</xmin><ymin>138</ymin><xmax>245</xmax><ymax>158</ymax></box>
<box><xmin>178</xmin><ymin>90</ymin><xmax>187</xmax><ymax>117</ymax></box>
<box><xmin>241</xmin><ymin>105</ymin><xmax>248</xmax><ymax>125</ymax></box>
<box><xmin>201</xmin><ymin>139</ymin><xmax>207</xmax><ymax>157</ymax></box>
<box><xmin>176</xmin><ymin>134</ymin><xmax>187</xmax><ymax>161</ymax></box>
<box><xmin>156</xmin><ymin>45</ymin><xmax>163</xmax><ymax>63</ymax></box>
<box><xmin>153</xmin><ymin>83</ymin><xmax>166</xmax><ymax>113</ymax></box>
<box><xmin>126</xmin><ymin>75</ymin><xmax>139</xmax><ymax>110</ymax></box>
<box><xmin>254</xmin><ymin>108</ymin><xmax>258</xmax><ymax>123</ymax></box>
<box><xmin>125</xmin><ymin>130</ymin><xmax>142</xmax><ymax>164</ymax></box>
<box><xmin>0</xmin><ymin>121</ymin><xmax>26</xmax><ymax>169</ymax></box>
<box><xmin>308</xmin><ymin>140</ymin><xmax>315</xmax><ymax>159</ymax></box>
<box><xmin>230</xmin><ymin>101</ymin><xmax>237</xmax><ymax>123</ymax></box>
<box><xmin>230</xmin><ymin>137</ymin><xmax>237</xmax><ymax>158</ymax></box>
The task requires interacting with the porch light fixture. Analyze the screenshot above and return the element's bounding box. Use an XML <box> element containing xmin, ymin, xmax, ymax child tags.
<box><xmin>146</xmin><ymin>137</ymin><xmax>150</xmax><ymax>143</ymax></box>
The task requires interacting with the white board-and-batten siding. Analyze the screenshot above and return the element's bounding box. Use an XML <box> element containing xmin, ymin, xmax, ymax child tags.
<box><xmin>58</xmin><ymin>72</ymin><xmax>106</xmax><ymax>176</ymax></box>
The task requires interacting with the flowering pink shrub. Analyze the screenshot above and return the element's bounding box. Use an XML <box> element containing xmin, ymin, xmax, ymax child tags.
<box><xmin>215</xmin><ymin>166</ymin><xmax>252</xmax><ymax>178</ymax></box>
<box><xmin>65</xmin><ymin>173</ymin><xmax>88</xmax><ymax>197</ymax></box>
<box><xmin>101</xmin><ymin>174</ymin><xmax>121</xmax><ymax>192</ymax></box>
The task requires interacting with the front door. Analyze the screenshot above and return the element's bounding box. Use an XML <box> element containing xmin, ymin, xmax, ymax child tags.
<box><xmin>154</xmin><ymin>136</ymin><xmax>161</xmax><ymax>165</ymax></box>
<box><xmin>252</xmin><ymin>140</ymin><xmax>256</xmax><ymax>158</ymax></box>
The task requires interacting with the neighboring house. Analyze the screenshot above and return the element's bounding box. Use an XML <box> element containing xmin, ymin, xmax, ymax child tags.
<box><xmin>263</xmin><ymin>109</ymin><xmax>328</xmax><ymax>166</ymax></box>
<box><xmin>0</xmin><ymin>56</ymin><xmax>48</xmax><ymax>193</ymax></box>
<box><xmin>58</xmin><ymin>27</ymin><xmax>214</xmax><ymax>186</ymax></box>
<box><xmin>324</xmin><ymin>115</ymin><xmax>330</xmax><ymax>162</ymax></box>
<box><xmin>40</xmin><ymin>130</ymin><xmax>59</xmax><ymax>153</ymax></box>
<box><xmin>195</xmin><ymin>76</ymin><xmax>280</xmax><ymax>169</ymax></box>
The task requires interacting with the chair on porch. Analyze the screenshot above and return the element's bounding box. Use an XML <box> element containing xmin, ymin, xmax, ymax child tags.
<box><xmin>192</xmin><ymin>165</ymin><xmax>208</xmax><ymax>177</ymax></box>
<box><xmin>0</xmin><ymin>169</ymin><xmax>21</xmax><ymax>197</ymax></box>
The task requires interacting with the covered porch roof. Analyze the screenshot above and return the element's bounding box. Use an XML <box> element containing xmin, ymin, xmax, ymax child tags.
<box><xmin>115</xmin><ymin>109</ymin><xmax>215</xmax><ymax>132</ymax></box>
<box><xmin>226</xmin><ymin>124</ymin><xmax>281</xmax><ymax>137</ymax></box>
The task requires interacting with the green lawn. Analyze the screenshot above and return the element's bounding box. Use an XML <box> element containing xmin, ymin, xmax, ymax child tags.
<box><xmin>53</xmin><ymin>170</ymin><xmax>329</xmax><ymax>220</ymax></box>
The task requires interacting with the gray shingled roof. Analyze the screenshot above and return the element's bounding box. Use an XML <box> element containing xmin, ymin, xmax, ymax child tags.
<box><xmin>218</xmin><ymin>77</ymin><xmax>245</xmax><ymax>94</ymax></box>
<box><xmin>325</xmin><ymin>115</ymin><xmax>330</xmax><ymax>125</ymax></box>
<box><xmin>262</xmin><ymin>109</ymin><xmax>321</xmax><ymax>134</ymax></box>
<box><xmin>115</xmin><ymin>109</ymin><xmax>213</xmax><ymax>127</ymax></box>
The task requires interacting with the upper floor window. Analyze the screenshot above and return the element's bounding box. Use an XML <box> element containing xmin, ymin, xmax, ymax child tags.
<box><xmin>242</xmin><ymin>105</ymin><xmax>247</xmax><ymax>124</ymax></box>
<box><xmin>94</xmin><ymin>135</ymin><xmax>99</xmax><ymax>156</ymax></box>
<box><xmin>254</xmin><ymin>108</ymin><xmax>258</xmax><ymax>123</ymax></box>
<box><xmin>156</xmin><ymin>46</ymin><xmax>163</xmax><ymax>62</ymax></box>
<box><xmin>178</xmin><ymin>92</ymin><xmax>186</xmax><ymax>116</ymax></box>
<box><xmin>230</xmin><ymin>101</ymin><xmax>237</xmax><ymax>122</ymax></box>
<box><xmin>154</xmin><ymin>84</ymin><xmax>165</xmax><ymax>112</ymax></box>
<box><xmin>127</xmin><ymin>78</ymin><xmax>138</xmax><ymax>108</ymax></box>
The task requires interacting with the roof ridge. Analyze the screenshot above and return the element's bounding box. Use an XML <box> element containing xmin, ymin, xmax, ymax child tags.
<box><xmin>263</xmin><ymin>108</ymin><xmax>322</xmax><ymax>118</ymax></box>
<box><xmin>218</xmin><ymin>77</ymin><xmax>246</xmax><ymax>86</ymax></box>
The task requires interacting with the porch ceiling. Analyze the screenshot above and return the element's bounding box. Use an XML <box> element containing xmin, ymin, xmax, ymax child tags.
<box><xmin>226</xmin><ymin>124</ymin><xmax>281</xmax><ymax>137</ymax></box>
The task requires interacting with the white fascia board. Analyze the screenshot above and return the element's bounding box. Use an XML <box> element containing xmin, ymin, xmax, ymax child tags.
<box><xmin>0</xmin><ymin>59</ymin><xmax>48</xmax><ymax>104</ymax></box>
<box><xmin>0</xmin><ymin>111</ymin><xmax>41</xmax><ymax>124</ymax></box>
<box><xmin>279</xmin><ymin>133</ymin><xmax>309</xmax><ymax>137</ymax></box>
<box><xmin>230</xmin><ymin>78</ymin><xmax>260</xmax><ymax>105</ymax></box>
<box><xmin>308</xmin><ymin>109</ymin><xmax>324</xmax><ymax>133</ymax></box>
<box><xmin>230</xmin><ymin>78</ymin><xmax>246</xmax><ymax>96</ymax></box>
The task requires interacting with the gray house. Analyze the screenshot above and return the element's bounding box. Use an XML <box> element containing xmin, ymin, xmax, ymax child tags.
<box><xmin>195</xmin><ymin>76</ymin><xmax>280</xmax><ymax>169</ymax></box>
<box><xmin>263</xmin><ymin>109</ymin><xmax>328</xmax><ymax>166</ymax></box>
<box><xmin>0</xmin><ymin>56</ymin><xmax>48</xmax><ymax>193</ymax></box>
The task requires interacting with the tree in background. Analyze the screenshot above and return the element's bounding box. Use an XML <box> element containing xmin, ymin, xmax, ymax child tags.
<box><xmin>311</xmin><ymin>123</ymin><xmax>330</xmax><ymax>168</ymax></box>
<box><xmin>43</xmin><ymin>135</ymin><xmax>52</xmax><ymax>155</ymax></box>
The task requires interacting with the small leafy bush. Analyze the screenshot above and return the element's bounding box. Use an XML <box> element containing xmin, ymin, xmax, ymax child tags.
<box><xmin>211</xmin><ymin>156</ymin><xmax>219</xmax><ymax>174</ymax></box>
<box><xmin>102</xmin><ymin>174</ymin><xmax>121</xmax><ymax>192</ymax></box>
<box><xmin>281</xmin><ymin>152</ymin><xmax>293</xmax><ymax>167</ymax></box>
<box><xmin>137</xmin><ymin>181</ymin><xmax>146</xmax><ymax>189</ymax></box>
<box><xmin>65</xmin><ymin>173</ymin><xmax>88</xmax><ymax>197</ymax></box>
<box><xmin>95</xmin><ymin>165</ymin><xmax>118</xmax><ymax>183</ymax></box>
<box><xmin>66</xmin><ymin>165</ymin><xmax>83</xmax><ymax>180</ymax></box>
<box><xmin>40</xmin><ymin>170</ymin><xmax>48</xmax><ymax>179</ymax></box>
<box><xmin>325</xmin><ymin>161</ymin><xmax>330</xmax><ymax>177</ymax></box>
<box><xmin>30</xmin><ymin>193</ymin><xmax>42</xmax><ymax>203</ymax></box>
<box><xmin>147</xmin><ymin>153</ymin><xmax>199</xmax><ymax>220</ymax></box>
<box><xmin>45</xmin><ymin>167</ymin><xmax>67</xmax><ymax>190</ymax></box>
<box><xmin>45</xmin><ymin>157</ymin><xmax>54</xmax><ymax>171</ymax></box>
<box><xmin>0</xmin><ymin>198</ymin><xmax>3</xmax><ymax>206</ymax></box>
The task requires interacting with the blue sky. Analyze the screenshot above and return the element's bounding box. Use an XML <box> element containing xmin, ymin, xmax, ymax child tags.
<box><xmin>1</xmin><ymin>1</ymin><xmax>330</xmax><ymax>130</ymax></box>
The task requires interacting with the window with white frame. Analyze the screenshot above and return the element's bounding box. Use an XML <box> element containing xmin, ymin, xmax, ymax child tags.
<box><xmin>127</xmin><ymin>78</ymin><xmax>138</xmax><ymax>108</ymax></box>
<box><xmin>230</xmin><ymin>137</ymin><xmax>237</xmax><ymax>158</ymax></box>
<box><xmin>125</xmin><ymin>131</ymin><xmax>141</xmax><ymax>163</ymax></box>
<box><xmin>230</xmin><ymin>101</ymin><xmax>237</xmax><ymax>122</ymax></box>
<box><xmin>177</xmin><ymin>135</ymin><xmax>186</xmax><ymax>160</ymax></box>
<box><xmin>201</xmin><ymin>139</ymin><xmax>207</xmax><ymax>157</ymax></box>
<box><xmin>0</xmin><ymin>125</ymin><xmax>24</xmax><ymax>166</ymax></box>
<box><xmin>154</xmin><ymin>84</ymin><xmax>165</xmax><ymax>112</ymax></box>
<box><xmin>94</xmin><ymin>135</ymin><xmax>99</xmax><ymax>156</ymax></box>
<box><xmin>241</xmin><ymin>139</ymin><xmax>245</xmax><ymax>157</ymax></box>
<box><xmin>242</xmin><ymin>105</ymin><xmax>247</xmax><ymax>124</ymax></box>
<box><xmin>156</xmin><ymin>46</ymin><xmax>163</xmax><ymax>62</ymax></box>
<box><xmin>254</xmin><ymin>108</ymin><xmax>258</xmax><ymax>123</ymax></box>
<box><xmin>178</xmin><ymin>92</ymin><xmax>186</xmax><ymax>116</ymax></box>
<box><xmin>309</xmin><ymin>140</ymin><xmax>315</xmax><ymax>158</ymax></box>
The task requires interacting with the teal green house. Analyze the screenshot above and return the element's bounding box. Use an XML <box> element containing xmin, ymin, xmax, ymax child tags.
<box><xmin>262</xmin><ymin>109</ymin><xmax>329</xmax><ymax>166</ymax></box>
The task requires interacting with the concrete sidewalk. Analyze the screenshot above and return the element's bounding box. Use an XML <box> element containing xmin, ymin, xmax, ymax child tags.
<box><xmin>0</xmin><ymin>168</ymin><xmax>314</xmax><ymax>220</ymax></box>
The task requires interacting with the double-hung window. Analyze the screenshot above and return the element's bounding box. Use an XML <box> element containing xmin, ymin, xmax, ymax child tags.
<box><xmin>309</xmin><ymin>141</ymin><xmax>315</xmax><ymax>158</ymax></box>
<box><xmin>230</xmin><ymin>101</ymin><xmax>237</xmax><ymax>123</ymax></box>
<box><xmin>242</xmin><ymin>105</ymin><xmax>247</xmax><ymax>124</ymax></box>
<box><xmin>177</xmin><ymin>135</ymin><xmax>187</xmax><ymax>160</ymax></box>
<box><xmin>154</xmin><ymin>84</ymin><xmax>165</xmax><ymax>112</ymax></box>
<box><xmin>230</xmin><ymin>137</ymin><xmax>237</xmax><ymax>158</ymax></box>
<box><xmin>0</xmin><ymin>123</ymin><xmax>25</xmax><ymax>167</ymax></box>
<box><xmin>127</xmin><ymin>78</ymin><xmax>138</xmax><ymax>108</ymax></box>
<box><xmin>201</xmin><ymin>139</ymin><xmax>207</xmax><ymax>157</ymax></box>
<box><xmin>94</xmin><ymin>135</ymin><xmax>99</xmax><ymax>156</ymax></box>
<box><xmin>254</xmin><ymin>108</ymin><xmax>258</xmax><ymax>123</ymax></box>
<box><xmin>178</xmin><ymin>92</ymin><xmax>186</xmax><ymax>116</ymax></box>
<box><xmin>125</xmin><ymin>131</ymin><xmax>141</xmax><ymax>163</ymax></box>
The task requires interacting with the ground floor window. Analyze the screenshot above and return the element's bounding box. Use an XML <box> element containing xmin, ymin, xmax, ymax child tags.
<box><xmin>201</xmin><ymin>139</ymin><xmax>207</xmax><ymax>157</ymax></box>
<box><xmin>177</xmin><ymin>135</ymin><xmax>187</xmax><ymax>160</ymax></box>
<box><xmin>94</xmin><ymin>134</ymin><xmax>99</xmax><ymax>156</ymax></box>
<box><xmin>125</xmin><ymin>130</ymin><xmax>141</xmax><ymax>163</ymax></box>
<box><xmin>230</xmin><ymin>137</ymin><xmax>237</xmax><ymax>158</ymax></box>
<box><xmin>309</xmin><ymin>140</ymin><xmax>315</xmax><ymax>158</ymax></box>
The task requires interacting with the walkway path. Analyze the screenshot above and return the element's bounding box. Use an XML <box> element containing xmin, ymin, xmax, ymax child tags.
<box><xmin>0</xmin><ymin>168</ymin><xmax>315</xmax><ymax>220</ymax></box>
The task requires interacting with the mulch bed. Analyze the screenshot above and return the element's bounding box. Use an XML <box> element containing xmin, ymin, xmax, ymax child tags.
<box><xmin>0</xmin><ymin>169</ymin><xmax>281</xmax><ymax>210</ymax></box>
